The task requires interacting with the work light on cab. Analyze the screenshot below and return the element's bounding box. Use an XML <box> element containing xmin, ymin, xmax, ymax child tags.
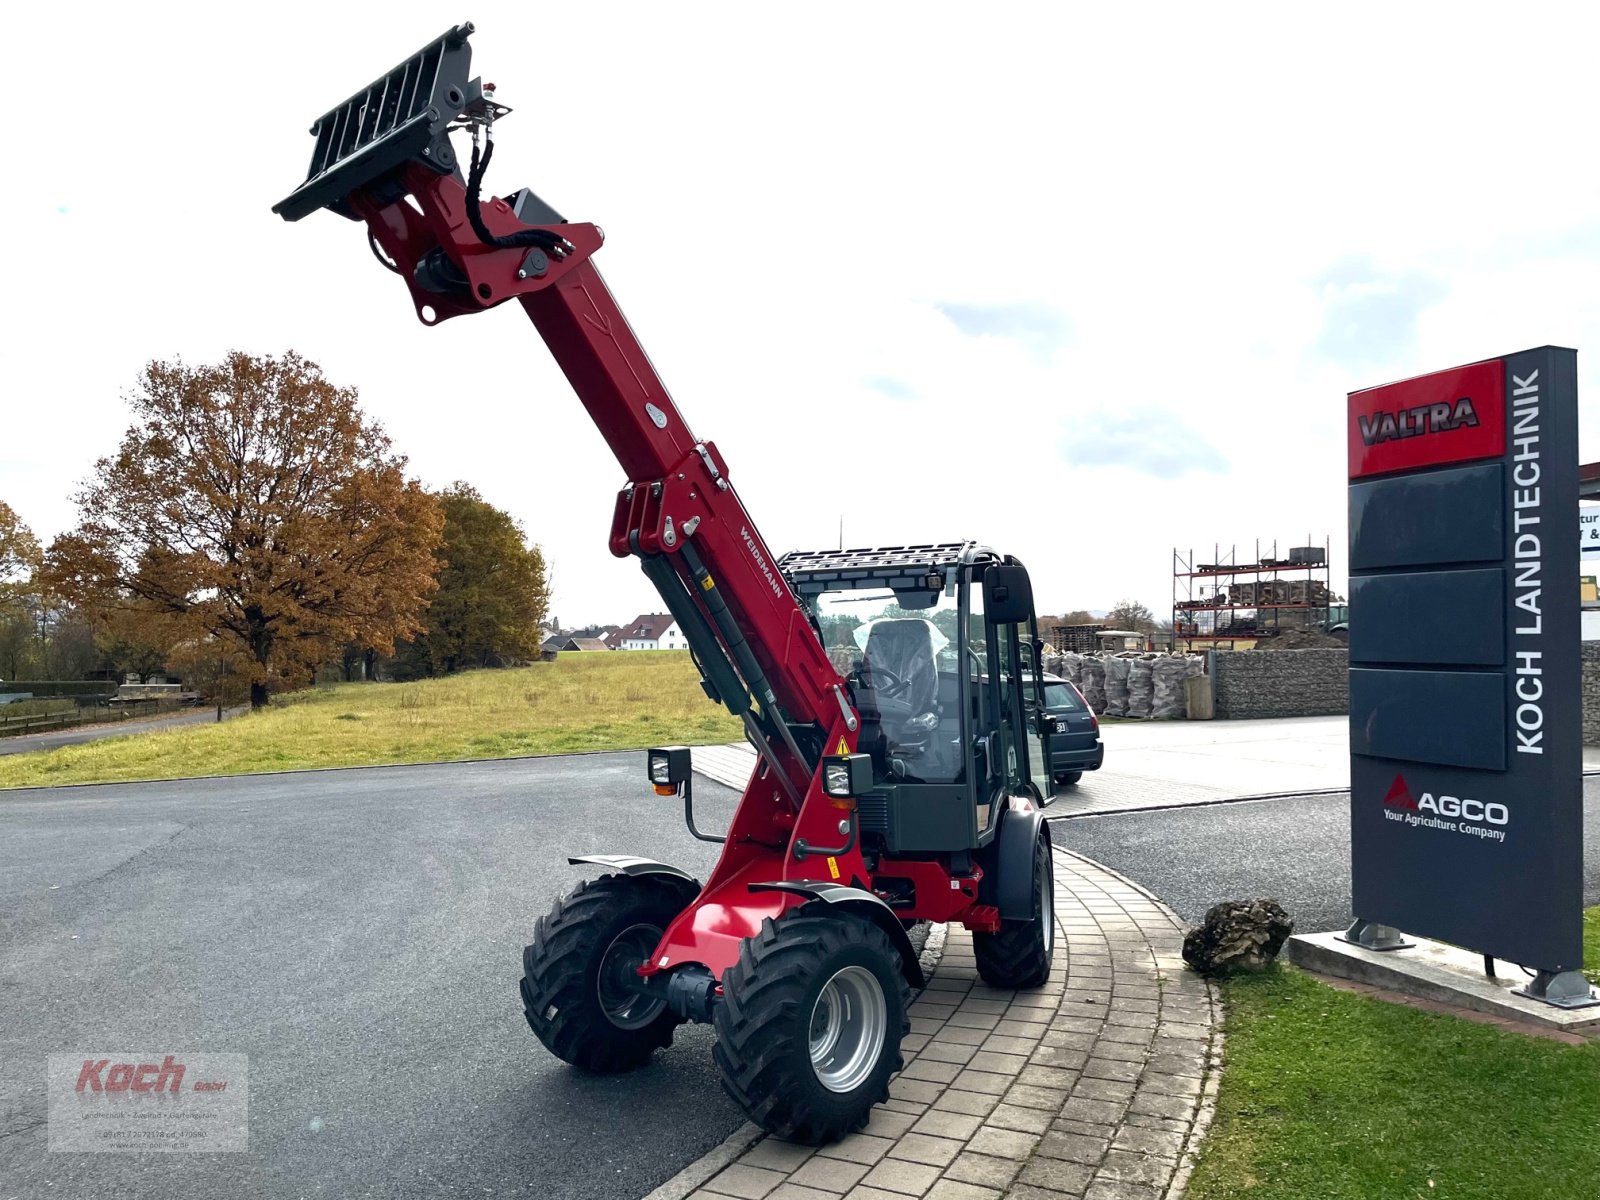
<box><xmin>647</xmin><ymin>746</ymin><xmax>690</xmax><ymax>795</ymax></box>
<box><xmin>821</xmin><ymin>753</ymin><xmax>872</xmax><ymax>801</ymax></box>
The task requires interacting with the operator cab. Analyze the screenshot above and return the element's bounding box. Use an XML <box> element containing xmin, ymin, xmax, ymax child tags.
<box><xmin>779</xmin><ymin>543</ymin><xmax>1058</xmax><ymax>857</ymax></box>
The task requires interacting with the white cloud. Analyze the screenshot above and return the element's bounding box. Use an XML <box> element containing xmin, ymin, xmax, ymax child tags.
<box><xmin>1061</xmin><ymin>412</ymin><xmax>1228</xmax><ymax>479</ymax></box>
<box><xmin>1313</xmin><ymin>257</ymin><xmax>1447</xmax><ymax>369</ymax></box>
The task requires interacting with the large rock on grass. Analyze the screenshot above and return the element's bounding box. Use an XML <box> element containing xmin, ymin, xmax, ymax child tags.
<box><xmin>1182</xmin><ymin>898</ymin><xmax>1293</xmax><ymax>975</ymax></box>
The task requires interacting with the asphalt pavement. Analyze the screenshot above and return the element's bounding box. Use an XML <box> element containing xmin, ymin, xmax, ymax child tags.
<box><xmin>0</xmin><ymin>705</ymin><xmax>248</xmax><ymax>757</ymax></box>
<box><xmin>1051</xmin><ymin>777</ymin><xmax>1600</xmax><ymax>933</ymax></box>
<box><xmin>0</xmin><ymin>753</ymin><xmax>748</xmax><ymax>1200</ymax></box>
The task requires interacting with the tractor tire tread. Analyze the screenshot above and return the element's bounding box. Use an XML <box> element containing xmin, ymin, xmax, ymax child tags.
<box><xmin>973</xmin><ymin>835</ymin><xmax>1055</xmax><ymax>989</ymax></box>
<box><xmin>521</xmin><ymin>873</ymin><xmax>695</xmax><ymax>1073</ymax></box>
<box><xmin>713</xmin><ymin>905</ymin><xmax>909</xmax><ymax>1143</ymax></box>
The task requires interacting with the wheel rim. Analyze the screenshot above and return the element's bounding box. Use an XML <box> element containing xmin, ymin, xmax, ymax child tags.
<box><xmin>808</xmin><ymin>965</ymin><xmax>887</xmax><ymax>1094</ymax></box>
<box><xmin>596</xmin><ymin>923</ymin><xmax>666</xmax><ymax>1030</ymax></box>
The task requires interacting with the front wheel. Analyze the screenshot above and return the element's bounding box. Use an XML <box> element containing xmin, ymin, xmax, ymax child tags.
<box><xmin>713</xmin><ymin>906</ymin><xmax>909</xmax><ymax>1143</ymax></box>
<box><xmin>521</xmin><ymin>873</ymin><xmax>694</xmax><ymax>1072</ymax></box>
<box><xmin>974</xmin><ymin>834</ymin><xmax>1056</xmax><ymax>988</ymax></box>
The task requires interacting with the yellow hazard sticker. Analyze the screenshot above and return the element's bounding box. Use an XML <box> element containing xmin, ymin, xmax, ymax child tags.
<box><xmin>835</xmin><ymin>736</ymin><xmax>849</xmax><ymax>755</ymax></box>
<box><xmin>700</xmin><ymin>575</ymin><xmax>714</xmax><ymax>591</ymax></box>
<box><xmin>827</xmin><ymin>856</ymin><xmax>841</xmax><ymax>880</ymax></box>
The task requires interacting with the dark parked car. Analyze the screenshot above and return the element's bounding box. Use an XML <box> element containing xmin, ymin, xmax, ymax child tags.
<box><xmin>1041</xmin><ymin>675</ymin><xmax>1103</xmax><ymax>787</ymax></box>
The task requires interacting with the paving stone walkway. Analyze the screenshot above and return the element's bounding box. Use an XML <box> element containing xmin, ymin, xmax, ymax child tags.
<box><xmin>670</xmin><ymin>850</ymin><xmax>1221</xmax><ymax>1200</ymax></box>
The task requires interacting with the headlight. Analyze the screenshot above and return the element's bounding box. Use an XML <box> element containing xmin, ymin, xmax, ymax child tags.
<box><xmin>823</xmin><ymin>761</ymin><xmax>852</xmax><ymax>797</ymax></box>
<box><xmin>646</xmin><ymin>746</ymin><xmax>691</xmax><ymax>789</ymax></box>
<box><xmin>820</xmin><ymin>752</ymin><xmax>872</xmax><ymax>799</ymax></box>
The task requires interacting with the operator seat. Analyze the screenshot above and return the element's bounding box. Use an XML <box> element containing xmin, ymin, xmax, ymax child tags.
<box><xmin>860</xmin><ymin>619</ymin><xmax>941</xmax><ymax>760</ymax></box>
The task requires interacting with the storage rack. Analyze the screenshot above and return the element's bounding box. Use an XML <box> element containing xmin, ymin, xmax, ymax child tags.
<box><xmin>1047</xmin><ymin>623</ymin><xmax>1106</xmax><ymax>654</ymax></box>
<box><xmin>1172</xmin><ymin>538</ymin><xmax>1332</xmax><ymax>649</ymax></box>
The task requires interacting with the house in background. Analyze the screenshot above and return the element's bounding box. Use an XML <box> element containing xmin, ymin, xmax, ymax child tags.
<box><xmin>614</xmin><ymin>613</ymin><xmax>687</xmax><ymax>650</ymax></box>
<box><xmin>558</xmin><ymin>637</ymin><xmax>611</xmax><ymax>652</ymax></box>
<box><xmin>542</xmin><ymin>623</ymin><xmax>626</xmax><ymax>652</ymax></box>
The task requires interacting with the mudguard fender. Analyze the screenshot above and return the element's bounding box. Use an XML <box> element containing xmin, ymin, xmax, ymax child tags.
<box><xmin>568</xmin><ymin>854</ymin><xmax>699</xmax><ymax>889</ymax></box>
<box><xmin>748</xmin><ymin>880</ymin><xmax>925</xmax><ymax>987</ymax></box>
<box><xmin>977</xmin><ymin>806</ymin><xmax>1047</xmax><ymax>922</ymax></box>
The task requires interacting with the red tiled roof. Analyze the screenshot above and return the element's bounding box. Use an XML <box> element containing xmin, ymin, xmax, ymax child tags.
<box><xmin>615</xmin><ymin>613</ymin><xmax>674</xmax><ymax>642</ymax></box>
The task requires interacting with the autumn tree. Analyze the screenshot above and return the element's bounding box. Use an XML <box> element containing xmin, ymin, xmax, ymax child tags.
<box><xmin>1038</xmin><ymin>610</ymin><xmax>1099</xmax><ymax>639</ymax></box>
<box><xmin>90</xmin><ymin>597</ymin><xmax>183</xmax><ymax>683</ymax></box>
<box><xmin>0</xmin><ymin>502</ymin><xmax>42</xmax><ymax>678</ymax></box>
<box><xmin>41</xmin><ymin>609</ymin><xmax>98</xmax><ymax>680</ymax></box>
<box><xmin>397</xmin><ymin>483</ymin><xmax>549</xmax><ymax>676</ymax></box>
<box><xmin>0</xmin><ymin>605</ymin><xmax>34</xmax><ymax>678</ymax></box>
<box><xmin>0</xmin><ymin>501</ymin><xmax>40</xmax><ymax>596</ymax></box>
<box><xmin>48</xmin><ymin>352</ymin><xmax>443</xmax><ymax>707</ymax></box>
<box><xmin>1108</xmin><ymin>598</ymin><xmax>1156</xmax><ymax>634</ymax></box>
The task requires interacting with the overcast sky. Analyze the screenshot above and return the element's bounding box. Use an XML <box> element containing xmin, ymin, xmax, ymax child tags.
<box><xmin>7</xmin><ymin>2</ymin><xmax>1600</xmax><ymax>626</ymax></box>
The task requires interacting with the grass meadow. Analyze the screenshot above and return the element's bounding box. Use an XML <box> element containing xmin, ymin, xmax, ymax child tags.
<box><xmin>0</xmin><ymin>652</ymin><xmax>741</xmax><ymax>789</ymax></box>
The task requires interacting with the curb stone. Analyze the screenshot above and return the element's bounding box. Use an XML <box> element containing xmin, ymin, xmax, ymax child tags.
<box><xmin>650</xmin><ymin>849</ymin><xmax>1219</xmax><ymax>1200</ymax></box>
<box><xmin>1161</xmin><ymin>1029</ymin><xmax>1223</xmax><ymax>1200</ymax></box>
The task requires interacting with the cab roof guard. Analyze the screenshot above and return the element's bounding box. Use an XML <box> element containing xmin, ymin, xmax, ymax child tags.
<box><xmin>779</xmin><ymin>543</ymin><xmax>996</xmax><ymax>595</ymax></box>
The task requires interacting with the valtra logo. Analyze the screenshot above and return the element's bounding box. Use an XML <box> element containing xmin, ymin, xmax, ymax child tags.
<box><xmin>1347</xmin><ymin>358</ymin><xmax>1504</xmax><ymax>479</ymax></box>
<box><xmin>1357</xmin><ymin>397</ymin><xmax>1479</xmax><ymax>446</ymax></box>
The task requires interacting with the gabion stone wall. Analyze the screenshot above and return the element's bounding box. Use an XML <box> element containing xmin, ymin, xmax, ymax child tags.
<box><xmin>1210</xmin><ymin>645</ymin><xmax>1600</xmax><ymax>734</ymax></box>
<box><xmin>1212</xmin><ymin>648</ymin><xmax>1350</xmax><ymax>720</ymax></box>
<box><xmin>1581</xmin><ymin>643</ymin><xmax>1600</xmax><ymax>745</ymax></box>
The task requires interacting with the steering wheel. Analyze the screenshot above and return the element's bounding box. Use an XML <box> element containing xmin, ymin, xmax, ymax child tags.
<box><xmin>866</xmin><ymin>665</ymin><xmax>911</xmax><ymax>698</ymax></box>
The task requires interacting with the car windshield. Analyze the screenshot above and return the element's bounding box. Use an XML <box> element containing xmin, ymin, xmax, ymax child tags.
<box><xmin>1043</xmin><ymin>682</ymin><xmax>1082</xmax><ymax>711</ymax></box>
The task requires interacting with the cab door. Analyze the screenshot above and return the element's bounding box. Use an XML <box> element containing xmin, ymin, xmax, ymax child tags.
<box><xmin>1016</xmin><ymin>621</ymin><xmax>1055</xmax><ymax>802</ymax></box>
<box><xmin>962</xmin><ymin>565</ymin><xmax>1003</xmax><ymax>837</ymax></box>
<box><xmin>980</xmin><ymin>562</ymin><xmax>1053</xmax><ymax>804</ymax></box>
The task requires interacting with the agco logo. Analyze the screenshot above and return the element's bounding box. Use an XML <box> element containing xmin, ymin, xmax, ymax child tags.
<box><xmin>1357</xmin><ymin>396</ymin><xmax>1479</xmax><ymax>445</ymax></box>
<box><xmin>1382</xmin><ymin>773</ymin><xmax>1508</xmax><ymax>825</ymax></box>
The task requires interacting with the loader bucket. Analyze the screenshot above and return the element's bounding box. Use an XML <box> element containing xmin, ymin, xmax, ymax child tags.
<box><xmin>273</xmin><ymin>22</ymin><xmax>479</xmax><ymax>223</ymax></box>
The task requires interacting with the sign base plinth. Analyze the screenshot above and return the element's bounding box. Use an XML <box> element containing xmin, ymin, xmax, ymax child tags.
<box><xmin>1513</xmin><ymin>969</ymin><xmax>1600</xmax><ymax>1010</ymax></box>
<box><xmin>1287</xmin><ymin>931</ymin><xmax>1600</xmax><ymax>1034</ymax></box>
<box><xmin>1337</xmin><ymin>918</ymin><xmax>1414</xmax><ymax>952</ymax></box>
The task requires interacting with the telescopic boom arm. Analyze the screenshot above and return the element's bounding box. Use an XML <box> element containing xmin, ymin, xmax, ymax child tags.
<box><xmin>274</xmin><ymin>23</ymin><xmax>868</xmax><ymax>975</ymax></box>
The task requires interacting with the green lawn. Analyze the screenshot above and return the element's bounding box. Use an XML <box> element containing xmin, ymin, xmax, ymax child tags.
<box><xmin>1188</xmin><ymin>911</ymin><xmax>1600</xmax><ymax>1200</ymax></box>
<box><xmin>1586</xmin><ymin>907</ymin><xmax>1600</xmax><ymax>986</ymax></box>
<box><xmin>0</xmin><ymin>653</ymin><xmax>742</xmax><ymax>790</ymax></box>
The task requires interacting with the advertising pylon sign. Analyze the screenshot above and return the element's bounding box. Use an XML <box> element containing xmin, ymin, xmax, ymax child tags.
<box><xmin>1347</xmin><ymin>347</ymin><xmax>1591</xmax><ymax>1004</ymax></box>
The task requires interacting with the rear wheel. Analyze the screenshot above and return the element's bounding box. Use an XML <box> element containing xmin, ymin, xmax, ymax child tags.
<box><xmin>1053</xmin><ymin>770</ymin><xmax>1083</xmax><ymax>786</ymax></box>
<box><xmin>521</xmin><ymin>873</ymin><xmax>694</xmax><ymax>1072</ymax></box>
<box><xmin>713</xmin><ymin>906</ymin><xmax>909</xmax><ymax>1143</ymax></box>
<box><xmin>974</xmin><ymin>834</ymin><xmax>1055</xmax><ymax>988</ymax></box>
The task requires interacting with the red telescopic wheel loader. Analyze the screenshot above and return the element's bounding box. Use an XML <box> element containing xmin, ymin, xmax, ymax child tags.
<box><xmin>275</xmin><ymin>23</ymin><xmax>1067</xmax><ymax>1143</ymax></box>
